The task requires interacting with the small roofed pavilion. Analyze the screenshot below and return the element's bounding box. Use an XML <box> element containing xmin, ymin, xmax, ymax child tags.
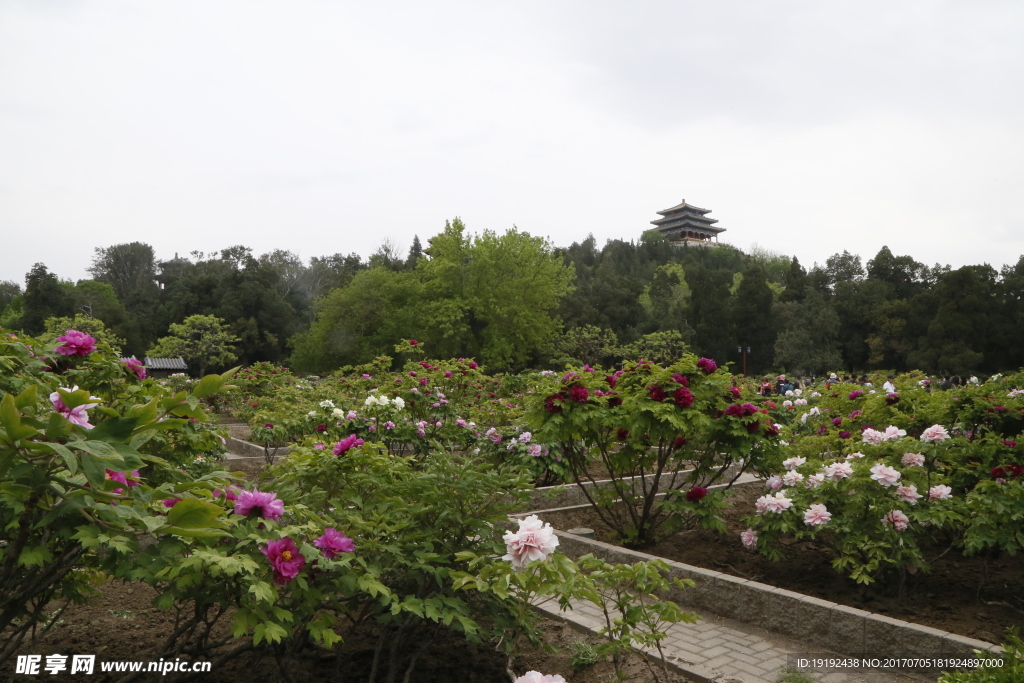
<box><xmin>650</xmin><ymin>199</ymin><xmax>725</xmax><ymax>246</ymax></box>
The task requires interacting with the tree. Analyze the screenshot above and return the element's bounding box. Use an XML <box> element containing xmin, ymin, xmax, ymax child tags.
<box><xmin>779</xmin><ymin>256</ymin><xmax>808</xmax><ymax>303</ymax></box>
<box><xmin>89</xmin><ymin>242</ymin><xmax>158</xmax><ymax>303</ymax></box>
<box><xmin>615</xmin><ymin>330</ymin><xmax>690</xmax><ymax>365</ymax></box>
<box><xmin>288</xmin><ymin>268</ymin><xmax>422</xmax><ymax>371</ymax></box>
<box><xmin>773</xmin><ymin>290</ymin><xmax>842</xmax><ymax>376</ymax></box>
<box><xmin>732</xmin><ymin>264</ymin><xmax>776</xmax><ymax>374</ymax></box>
<box><xmin>0</xmin><ymin>281</ymin><xmax>20</xmax><ymax>315</ymax></box>
<box><xmin>148</xmin><ymin>315</ymin><xmax>240</xmax><ymax>376</ymax></box>
<box><xmin>823</xmin><ymin>250</ymin><xmax>865</xmax><ymax>291</ymax></box>
<box><xmin>418</xmin><ymin>220</ymin><xmax>574</xmax><ymax>369</ymax></box>
<box><xmin>551</xmin><ymin>325</ymin><xmax>619</xmax><ymax>366</ymax></box>
<box><xmin>22</xmin><ymin>263</ymin><xmax>73</xmax><ymax>334</ymax></box>
<box><xmin>406</xmin><ymin>235</ymin><xmax>423</xmax><ymax>269</ymax></box>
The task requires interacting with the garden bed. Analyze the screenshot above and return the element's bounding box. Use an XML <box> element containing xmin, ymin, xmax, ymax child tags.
<box><xmin>16</xmin><ymin>579</ymin><xmax>695</xmax><ymax>682</ymax></box>
<box><xmin>533</xmin><ymin>482</ymin><xmax>1023</xmax><ymax>645</ymax></box>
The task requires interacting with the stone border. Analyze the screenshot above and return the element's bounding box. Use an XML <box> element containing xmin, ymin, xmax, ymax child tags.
<box><xmin>547</xmin><ymin>529</ymin><xmax>1003</xmax><ymax>661</ymax></box>
<box><xmin>225</xmin><ymin>437</ymin><xmax>291</xmax><ymax>460</ymax></box>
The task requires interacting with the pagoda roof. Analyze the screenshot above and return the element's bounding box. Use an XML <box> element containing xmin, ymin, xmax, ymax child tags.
<box><xmin>655</xmin><ymin>200</ymin><xmax>713</xmax><ymax>216</ymax></box>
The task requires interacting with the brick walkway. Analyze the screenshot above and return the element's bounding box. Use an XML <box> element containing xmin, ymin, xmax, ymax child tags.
<box><xmin>533</xmin><ymin>595</ymin><xmax>936</xmax><ymax>683</ymax></box>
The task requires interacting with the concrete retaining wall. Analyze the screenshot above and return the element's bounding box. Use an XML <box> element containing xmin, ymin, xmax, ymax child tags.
<box><xmin>549</xmin><ymin>530</ymin><xmax>1001</xmax><ymax>660</ymax></box>
<box><xmin>225</xmin><ymin>437</ymin><xmax>291</xmax><ymax>460</ymax></box>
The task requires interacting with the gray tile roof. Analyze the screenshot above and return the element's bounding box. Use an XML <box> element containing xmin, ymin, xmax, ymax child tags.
<box><xmin>144</xmin><ymin>356</ymin><xmax>189</xmax><ymax>371</ymax></box>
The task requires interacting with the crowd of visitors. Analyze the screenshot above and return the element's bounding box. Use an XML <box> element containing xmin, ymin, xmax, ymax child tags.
<box><xmin>752</xmin><ymin>371</ymin><xmax>984</xmax><ymax>396</ymax></box>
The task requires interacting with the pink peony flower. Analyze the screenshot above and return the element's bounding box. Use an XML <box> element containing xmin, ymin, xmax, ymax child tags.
<box><xmin>514</xmin><ymin>672</ymin><xmax>566</xmax><ymax>683</ymax></box>
<box><xmin>502</xmin><ymin>515</ymin><xmax>559</xmax><ymax>569</ymax></box>
<box><xmin>929</xmin><ymin>484</ymin><xmax>953</xmax><ymax>501</ymax></box>
<box><xmin>234</xmin><ymin>488</ymin><xmax>285</xmax><ymax>521</ymax></box>
<box><xmin>740</xmin><ymin>528</ymin><xmax>758</xmax><ymax>549</ymax></box>
<box><xmin>846</xmin><ymin>451</ymin><xmax>866</xmax><ymax>460</ymax></box>
<box><xmin>696</xmin><ymin>357</ymin><xmax>717</xmax><ymax>374</ymax></box>
<box><xmin>803</xmin><ymin>504</ymin><xmax>832</xmax><ymax>526</ymax></box>
<box><xmin>261</xmin><ymin>537</ymin><xmax>305</xmax><ymax>585</ymax></box>
<box><xmin>314</xmin><ymin>527</ymin><xmax>356</xmax><ymax>558</ymax></box>
<box><xmin>920</xmin><ymin>424</ymin><xmax>951</xmax><ymax>443</ymax></box>
<box><xmin>214</xmin><ymin>486</ymin><xmax>240</xmax><ymax>501</ymax></box>
<box><xmin>55</xmin><ymin>330</ymin><xmax>97</xmax><ymax>357</ymax></box>
<box><xmin>823</xmin><ymin>462</ymin><xmax>853</xmax><ymax>481</ymax></box>
<box><xmin>901</xmin><ymin>452</ymin><xmax>925</xmax><ymax>467</ymax></box>
<box><xmin>765</xmin><ymin>474</ymin><xmax>784</xmax><ymax>492</ymax></box>
<box><xmin>122</xmin><ymin>358</ymin><xmax>146</xmax><ymax>380</ymax></box>
<box><xmin>881</xmin><ymin>509</ymin><xmax>910</xmax><ymax>532</ymax></box>
<box><xmin>50</xmin><ymin>387</ymin><xmax>99</xmax><ymax>429</ymax></box>
<box><xmin>897</xmin><ymin>484</ymin><xmax>922</xmax><ymax>504</ymax></box>
<box><xmin>756</xmin><ymin>491</ymin><xmax>793</xmax><ymax>514</ymax></box>
<box><xmin>782</xmin><ymin>457</ymin><xmax>806</xmax><ymax>471</ymax></box>
<box><xmin>869</xmin><ymin>463</ymin><xmax>902</xmax><ymax>487</ymax></box>
<box><xmin>518</xmin><ymin>431</ymin><xmax>533</xmax><ymax>443</ymax></box>
<box><xmin>782</xmin><ymin>471</ymin><xmax>804</xmax><ymax>487</ymax></box>
<box><xmin>882</xmin><ymin>425</ymin><xmax>907</xmax><ymax>441</ymax></box>
<box><xmin>527</xmin><ymin>443</ymin><xmax>543</xmax><ymax>457</ymax></box>
<box><xmin>862</xmin><ymin>428</ymin><xmax>885</xmax><ymax>445</ymax></box>
<box><xmin>332</xmin><ymin>434</ymin><xmax>365</xmax><ymax>455</ymax></box>
<box><xmin>806</xmin><ymin>473</ymin><xmax>825</xmax><ymax>488</ymax></box>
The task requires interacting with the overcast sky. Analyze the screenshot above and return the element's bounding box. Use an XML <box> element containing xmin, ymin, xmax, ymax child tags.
<box><xmin>2</xmin><ymin>0</ymin><xmax>1022</xmax><ymax>284</ymax></box>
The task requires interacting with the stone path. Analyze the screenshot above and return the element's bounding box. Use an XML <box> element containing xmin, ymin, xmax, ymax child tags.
<box><xmin>533</xmin><ymin>595</ymin><xmax>936</xmax><ymax>683</ymax></box>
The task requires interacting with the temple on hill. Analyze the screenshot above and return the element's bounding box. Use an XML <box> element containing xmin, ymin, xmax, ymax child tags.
<box><xmin>650</xmin><ymin>199</ymin><xmax>724</xmax><ymax>246</ymax></box>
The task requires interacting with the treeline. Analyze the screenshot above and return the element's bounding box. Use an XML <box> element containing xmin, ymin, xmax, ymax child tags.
<box><xmin>2</xmin><ymin>223</ymin><xmax>1023</xmax><ymax>377</ymax></box>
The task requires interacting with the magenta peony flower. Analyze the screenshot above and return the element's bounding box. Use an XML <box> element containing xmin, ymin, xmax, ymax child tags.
<box><xmin>502</xmin><ymin>515</ymin><xmax>559</xmax><ymax>569</ymax></box>
<box><xmin>261</xmin><ymin>537</ymin><xmax>305</xmax><ymax>585</ymax></box>
<box><xmin>832</xmin><ymin>417</ymin><xmax>843</xmax><ymax>426</ymax></box>
<box><xmin>696</xmin><ymin>357</ymin><xmax>717</xmax><ymax>374</ymax></box>
<box><xmin>332</xmin><ymin>434</ymin><xmax>365</xmax><ymax>455</ymax></box>
<box><xmin>729</xmin><ymin>385</ymin><xmax>741</xmax><ymax>399</ymax></box>
<box><xmin>670</xmin><ymin>373</ymin><xmax>690</xmax><ymax>387</ymax></box>
<box><xmin>55</xmin><ymin>330</ymin><xmax>97</xmax><ymax>357</ymax></box>
<box><xmin>848</xmin><ymin>390</ymin><xmax>864</xmax><ymax>400</ymax></box>
<box><xmin>163</xmin><ymin>498</ymin><xmax>182</xmax><ymax>508</ymax></box>
<box><xmin>685</xmin><ymin>486</ymin><xmax>708</xmax><ymax>502</ymax></box>
<box><xmin>885</xmin><ymin>392</ymin><xmax>900</xmax><ymax>405</ymax></box>
<box><xmin>123</xmin><ymin>358</ymin><xmax>146</xmax><ymax>380</ymax></box>
<box><xmin>567</xmin><ymin>384</ymin><xmax>589</xmax><ymax>402</ymax></box>
<box><xmin>314</xmin><ymin>527</ymin><xmax>356</xmax><ymax>558</ymax></box>
<box><xmin>234</xmin><ymin>488</ymin><xmax>285</xmax><ymax>521</ymax></box>
<box><xmin>838</xmin><ymin>430</ymin><xmax>851</xmax><ymax>439</ymax></box>
<box><xmin>214</xmin><ymin>486</ymin><xmax>240</xmax><ymax>501</ymax></box>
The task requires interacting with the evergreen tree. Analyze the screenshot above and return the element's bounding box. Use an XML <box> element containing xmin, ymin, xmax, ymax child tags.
<box><xmin>22</xmin><ymin>264</ymin><xmax>73</xmax><ymax>335</ymax></box>
<box><xmin>406</xmin><ymin>235</ymin><xmax>423</xmax><ymax>269</ymax></box>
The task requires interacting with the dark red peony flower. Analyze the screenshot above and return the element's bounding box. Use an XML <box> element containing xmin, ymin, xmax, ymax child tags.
<box><xmin>567</xmin><ymin>384</ymin><xmax>590</xmax><ymax>402</ymax></box>
<box><xmin>648</xmin><ymin>385</ymin><xmax>667</xmax><ymax>402</ymax></box>
<box><xmin>1002</xmin><ymin>440</ymin><xmax>1018</xmax><ymax>447</ymax></box>
<box><xmin>746</xmin><ymin>421</ymin><xmax>761</xmax><ymax>434</ymax></box>
<box><xmin>545</xmin><ymin>393</ymin><xmax>565</xmax><ymax>413</ymax></box>
<box><xmin>763</xmin><ymin>423</ymin><xmax>780</xmax><ymax>437</ymax></box>
<box><xmin>672</xmin><ymin>435</ymin><xmax>686</xmax><ymax>449</ymax></box>
<box><xmin>673</xmin><ymin>387</ymin><xmax>694</xmax><ymax>408</ymax></box>
<box><xmin>616</xmin><ymin>427</ymin><xmax>629</xmax><ymax>441</ymax></box>
<box><xmin>838</xmin><ymin>430</ymin><xmax>852</xmax><ymax>439</ymax></box>
<box><xmin>607</xmin><ymin>395</ymin><xmax>623</xmax><ymax>407</ymax></box>
<box><xmin>832</xmin><ymin>417</ymin><xmax>843</xmax><ymax>426</ymax></box>
<box><xmin>408</xmin><ymin>339</ymin><xmax>419</xmax><ymax>345</ymax></box>
<box><xmin>686</xmin><ymin>486</ymin><xmax>708</xmax><ymax>502</ymax></box>
<box><xmin>671</xmin><ymin>373</ymin><xmax>690</xmax><ymax>387</ymax></box>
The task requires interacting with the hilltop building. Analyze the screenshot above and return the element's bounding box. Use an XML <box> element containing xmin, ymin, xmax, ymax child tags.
<box><xmin>650</xmin><ymin>199</ymin><xmax>724</xmax><ymax>246</ymax></box>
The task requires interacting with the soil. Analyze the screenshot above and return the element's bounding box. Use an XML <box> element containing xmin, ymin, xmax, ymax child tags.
<box><xmin>12</xmin><ymin>579</ymin><xmax>693</xmax><ymax>683</ymax></box>
<box><xmin>538</xmin><ymin>482</ymin><xmax>1024</xmax><ymax>646</ymax></box>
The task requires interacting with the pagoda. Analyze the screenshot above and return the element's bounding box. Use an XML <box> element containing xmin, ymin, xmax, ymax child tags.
<box><xmin>650</xmin><ymin>199</ymin><xmax>724</xmax><ymax>246</ymax></box>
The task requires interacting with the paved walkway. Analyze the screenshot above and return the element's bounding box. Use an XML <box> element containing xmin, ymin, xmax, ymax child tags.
<box><xmin>534</xmin><ymin>595</ymin><xmax>936</xmax><ymax>683</ymax></box>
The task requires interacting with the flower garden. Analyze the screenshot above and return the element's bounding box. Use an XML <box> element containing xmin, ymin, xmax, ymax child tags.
<box><xmin>2</xmin><ymin>332</ymin><xmax>1022</xmax><ymax>682</ymax></box>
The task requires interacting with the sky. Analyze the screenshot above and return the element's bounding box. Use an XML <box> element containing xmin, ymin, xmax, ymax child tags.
<box><xmin>2</xmin><ymin>0</ymin><xmax>1023</xmax><ymax>284</ymax></box>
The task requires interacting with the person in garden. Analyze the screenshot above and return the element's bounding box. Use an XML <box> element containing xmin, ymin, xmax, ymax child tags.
<box><xmin>883</xmin><ymin>375</ymin><xmax>896</xmax><ymax>393</ymax></box>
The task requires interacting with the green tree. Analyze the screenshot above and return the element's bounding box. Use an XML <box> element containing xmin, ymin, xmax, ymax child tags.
<box><xmin>615</xmin><ymin>330</ymin><xmax>690</xmax><ymax>365</ymax></box>
<box><xmin>0</xmin><ymin>281</ymin><xmax>20</xmax><ymax>315</ymax></box>
<box><xmin>732</xmin><ymin>264</ymin><xmax>776</xmax><ymax>375</ymax></box>
<box><xmin>773</xmin><ymin>290</ymin><xmax>842</xmax><ymax>376</ymax></box>
<box><xmin>22</xmin><ymin>263</ymin><xmax>73</xmax><ymax>334</ymax></box>
<box><xmin>418</xmin><ymin>220</ymin><xmax>574</xmax><ymax>370</ymax></box>
<box><xmin>552</xmin><ymin>325</ymin><xmax>618</xmax><ymax>366</ymax></box>
<box><xmin>288</xmin><ymin>268</ymin><xmax>422</xmax><ymax>371</ymax></box>
<box><xmin>149</xmin><ymin>314</ymin><xmax>240</xmax><ymax>376</ymax></box>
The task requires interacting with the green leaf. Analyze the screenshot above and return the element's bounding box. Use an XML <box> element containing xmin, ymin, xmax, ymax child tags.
<box><xmin>45</xmin><ymin>412</ymin><xmax>73</xmax><ymax>439</ymax></box>
<box><xmin>43</xmin><ymin>442</ymin><xmax>78</xmax><ymax>475</ymax></box>
<box><xmin>89</xmin><ymin>417</ymin><xmax>139</xmax><ymax>443</ymax></box>
<box><xmin>14</xmin><ymin>384</ymin><xmax>38</xmax><ymax>409</ymax></box>
<box><xmin>18</xmin><ymin>545</ymin><xmax>53</xmax><ymax>567</ymax></box>
<box><xmin>192</xmin><ymin>374</ymin><xmax>225</xmax><ymax>399</ymax></box>
<box><xmin>76</xmin><ymin>440</ymin><xmax>121</xmax><ymax>460</ymax></box>
<box><xmin>162</xmin><ymin>498</ymin><xmax>229</xmax><ymax>537</ymax></box>
<box><xmin>79</xmin><ymin>452</ymin><xmax>107</xmax><ymax>487</ymax></box>
<box><xmin>0</xmin><ymin>393</ymin><xmax>35</xmax><ymax>441</ymax></box>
